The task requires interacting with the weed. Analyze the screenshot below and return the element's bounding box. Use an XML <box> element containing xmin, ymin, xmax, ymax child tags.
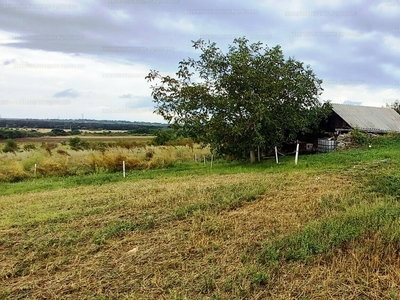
<box><xmin>56</xmin><ymin>149</ymin><xmax>70</xmax><ymax>156</ymax></box>
<box><xmin>23</xmin><ymin>144</ymin><xmax>36</xmax><ymax>151</ymax></box>
<box><xmin>94</xmin><ymin>221</ymin><xmax>142</xmax><ymax>244</ymax></box>
<box><xmin>144</xmin><ymin>148</ymin><xmax>155</xmax><ymax>161</ymax></box>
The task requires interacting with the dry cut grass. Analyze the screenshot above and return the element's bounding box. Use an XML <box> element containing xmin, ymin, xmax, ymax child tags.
<box><xmin>263</xmin><ymin>233</ymin><xmax>400</xmax><ymax>299</ymax></box>
<box><xmin>1</xmin><ymin>169</ymin><xmax>384</xmax><ymax>299</ymax></box>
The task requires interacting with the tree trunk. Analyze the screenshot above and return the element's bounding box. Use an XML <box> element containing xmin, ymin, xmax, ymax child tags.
<box><xmin>250</xmin><ymin>149</ymin><xmax>256</xmax><ymax>163</ymax></box>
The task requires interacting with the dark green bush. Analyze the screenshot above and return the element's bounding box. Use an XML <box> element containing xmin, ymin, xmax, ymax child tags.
<box><xmin>2</xmin><ymin>139</ymin><xmax>19</xmax><ymax>153</ymax></box>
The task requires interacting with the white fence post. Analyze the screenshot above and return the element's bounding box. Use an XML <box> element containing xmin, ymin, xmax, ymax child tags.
<box><xmin>275</xmin><ymin>146</ymin><xmax>279</xmax><ymax>164</ymax></box>
<box><xmin>123</xmin><ymin>160</ymin><xmax>126</xmax><ymax>178</ymax></box>
<box><xmin>295</xmin><ymin>143</ymin><xmax>300</xmax><ymax>165</ymax></box>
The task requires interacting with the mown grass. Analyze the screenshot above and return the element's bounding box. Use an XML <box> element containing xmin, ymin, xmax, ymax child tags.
<box><xmin>0</xmin><ymin>142</ymin><xmax>392</xmax><ymax>196</ymax></box>
<box><xmin>259</xmin><ymin>203</ymin><xmax>400</xmax><ymax>264</ymax></box>
<box><xmin>1</xmin><ymin>134</ymin><xmax>400</xmax><ymax>299</ymax></box>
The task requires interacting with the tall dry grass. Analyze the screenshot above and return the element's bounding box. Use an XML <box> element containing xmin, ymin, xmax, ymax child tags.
<box><xmin>0</xmin><ymin>141</ymin><xmax>210</xmax><ymax>181</ymax></box>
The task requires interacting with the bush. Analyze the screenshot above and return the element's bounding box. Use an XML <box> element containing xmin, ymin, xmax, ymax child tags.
<box><xmin>2</xmin><ymin>139</ymin><xmax>19</xmax><ymax>154</ymax></box>
<box><xmin>351</xmin><ymin>127</ymin><xmax>369</xmax><ymax>146</ymax></box>
<box><xmin>153</xmin><ymin>129</ymin><xmax>177</xmax><ymax>145</ymax></box>
<box><xmin>69</xmin><ymin>137</ymin><xmax>86</xmax><ymax>150</ymax></box>
<box><xmin>7</xmin><ymin>162</ymin><xmax>29</xmax><ymax>182</ymax></box>
<box><xmin>69</xmin><ymin>129</ymin><xmax>81</xmax><ymax>135</ymax></box>
<box><xmin>50</xmin><ymin>128</ymin><xmax>68</xmax><ymax>136</ymax></box>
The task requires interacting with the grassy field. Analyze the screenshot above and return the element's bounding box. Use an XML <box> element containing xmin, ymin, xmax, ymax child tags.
<box><xmin>1</xmin><ymin>134</ymin><xmax>400</xmax><ymax>299</ymax></box>
<box><xmin>0</xmin><ymin>135</ymin><xmax>153</xmax><ymax>144</ymax></box>
<box><xmin>0</xmin><ymin>136</ymin><xmax>209</xmax><ymax>182</ymax></box>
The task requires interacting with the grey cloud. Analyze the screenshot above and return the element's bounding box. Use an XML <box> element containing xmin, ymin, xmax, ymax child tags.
<box><xmin>119</xmin><ymin>94</ymin><xmax>133</xmax><ymax>98</ymax></box>
<box><xmin>0</xmin><ymin>0</ymin><xmax>273</xmax><ymax>66</ymax></box>
<box><xmin>3</xmin><ymin>59</ymin><xmax>16</xmax><ymax>65</ymax></box>
<box><xmin>53</xmin><ymin>88</ymin><xmax>79</xmax><ymax>98</ymax></box>
<box><xmin>1</xmin><ymin>0</ymin><xmax>400</xmax><ymax>120</ymax></box>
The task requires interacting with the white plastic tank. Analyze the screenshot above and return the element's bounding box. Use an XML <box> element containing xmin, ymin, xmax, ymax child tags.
<box><xmin>318</xmin><ymin>139</ymin><xmax>335</xmax><ymax>153</ymax></box>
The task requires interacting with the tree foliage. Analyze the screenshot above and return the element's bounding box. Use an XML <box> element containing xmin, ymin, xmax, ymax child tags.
<box><xmin>0</xmin><ymin>128</ymin><xmax>43</xmax><ymax>140</ymax></box>
<box><xmin>153</xmin><ymin>129</ymin><xmax>177</xmax><ymax>145</ymax></box>
<box><xmin>391</xmin><ymin>100</ymin><xmax>400</xmax><ymax>115</ymax></box>
<box><xmin>146</xmin><ymin>37</ymin><xmax>331</xmax><ymax>160</ymax></box>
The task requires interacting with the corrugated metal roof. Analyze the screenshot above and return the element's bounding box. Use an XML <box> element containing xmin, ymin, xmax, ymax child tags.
<box><xmin>331</xmin><ymin>103</ymin><xmax>400</xmax><ymax>133</ymax></box>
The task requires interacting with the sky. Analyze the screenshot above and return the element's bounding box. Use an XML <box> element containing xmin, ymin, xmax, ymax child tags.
<box><xmin>1</xmin><ymin>0</ymin><xmax>400</xmax><ymax>123</ymax></box>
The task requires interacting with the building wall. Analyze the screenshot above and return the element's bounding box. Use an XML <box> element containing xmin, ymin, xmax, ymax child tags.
<box><xmin>325</xmin><ymin>112</ymin><xmax>351</xmax><ymax>132</ymax></box>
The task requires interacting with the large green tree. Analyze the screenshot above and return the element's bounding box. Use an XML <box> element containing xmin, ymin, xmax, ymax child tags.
<box><xmin>146</xmin><ymin>37</ymin><xmax>331</xmax><ymax>161</ymax></box>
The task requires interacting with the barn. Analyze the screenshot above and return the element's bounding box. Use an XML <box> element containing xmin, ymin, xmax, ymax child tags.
<box><xmin>325</xmin><ymin>103</ymin><xmax>400</xmax><ymax>133</ymax></box>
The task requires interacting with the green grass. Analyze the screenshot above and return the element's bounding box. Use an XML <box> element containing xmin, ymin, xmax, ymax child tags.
<box><xmin>2</xmin><ymin>134</ymin><xmax>400</xmax><ymax>299</ymax></box>
<box><xmin>256</xmin><ymin>138</ymin><xmax>400</xmax><ymax>268</ymax></box>
<box><xmin>259</xmin><ymin>203</ymin><xmax>400</xmax><ymax>265</ymax></box>
<box><xmin>2</xmin><ymin>136</ymin><xmax>399</xmax><ymax>196</ymax></box>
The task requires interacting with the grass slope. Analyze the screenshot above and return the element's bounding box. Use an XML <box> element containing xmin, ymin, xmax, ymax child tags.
<box><xmin>1</xmin><ymin>135</ymin><xmax>400</xmax><ymax>299</ymax></box>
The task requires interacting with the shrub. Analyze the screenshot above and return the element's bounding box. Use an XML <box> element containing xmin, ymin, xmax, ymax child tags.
<box><xmin>153</xmin><ymin>129</ymin><xmax>177</xmax><ymax>145</ymax></box>
<box><xmin>351</xmin><ymin>127</ymin><xmax>369</xmax><ymax>146</ymax></box>
<box><xmin>69</xmin><ymin>129</ymin><xmax>81</xmax><ymax>135</ymax></box>
<box><xmin>2</xmin><ymin>139</ymin><xmax>19</xmax><ymax>154</ymax></box>
<box><xmin>2</xmin><ymin>161</ymin><xmax>29</xmax><ymax>182</ymax></box>
<box><xmin>50</xmin><ymin>128</ymin><xmax>68</xmax><ymax>136</ymax></box>
<box><xmin>69</xmin><ymin>137</ymin><xmax>86</xmax><ymax>150</ymax></box>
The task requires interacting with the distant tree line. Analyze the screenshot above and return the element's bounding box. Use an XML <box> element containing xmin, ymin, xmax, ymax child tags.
<box><xmin>0</xmin><ymin>118</ymin><xmax>167</xmax><ymax>131</ymax></box>
<box><xmin>0</xmin><ymin>128</ymin><xmax>43</xmax><ymax>139</ymax></box>
<box><xmin>0</xmin><ymin>127</ymin><xmax>164</xmax><ymax>140</ymax></box>
<box><xmin>0</xmin><ymin>119</ymin><xmax>168</xmax><ymax>139</ymax></box>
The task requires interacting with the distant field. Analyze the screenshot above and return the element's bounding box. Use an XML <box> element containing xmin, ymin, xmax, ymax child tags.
<box><xmin>0</xmin><ymin>126</ymin><xmax>156</xmax><ymax>143</ymax></box>
<box><xmin>6</xmin><ymin>135</ymin><xmax>153</xmax><ymax>143</ymax></box>
<box><xmin>1</xmin><ymin>134</ymin><xmax>400</xmax><ymax>299</ymax></box>
<box><xmin>33</xmin><ymin>129</ymin><xmax>132</xmax><ymax>134</ymax></box>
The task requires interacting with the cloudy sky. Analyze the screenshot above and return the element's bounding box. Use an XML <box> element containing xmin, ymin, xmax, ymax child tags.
<box><xmin>1</xmin><ymin>0</ymin><xmax>400</xmax><ymax>122</ymax></box>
